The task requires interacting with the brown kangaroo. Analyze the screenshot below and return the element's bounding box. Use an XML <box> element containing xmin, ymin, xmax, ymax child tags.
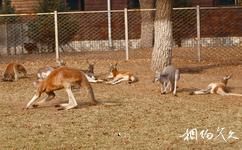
<box><xmin>26</xmin><ymin>67</ymin><xmax>97</xmax><ymax>110</ymax></box>
<box><xmin>2</xmin><ymin>63</ymin><xmax>27</xmax><ymax>82</ymax></box>
<box><xmin>190</xmin><ymin>75</ymin><xmax>242</xmax><ymax>96</ymax></box>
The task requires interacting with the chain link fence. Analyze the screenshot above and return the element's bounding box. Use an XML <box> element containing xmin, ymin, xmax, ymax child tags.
<box><xmin>0</xmin><ymin>13</ymin><xmax>55</xmax><ymax>55</ymax></box>
<box><xmin>199</xmin><ymin>7</ymin><xmax>242</xmax><ymax>62</ymax></box>
<box><xmin>0</xmin><ymin>7</ymin><xmax>242</xmax><ymax>63</ymax></box>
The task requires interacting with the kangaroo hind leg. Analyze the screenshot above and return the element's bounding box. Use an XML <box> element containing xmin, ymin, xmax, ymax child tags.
<box><xmin>173</xmin><ymin>69</ymin><xmax>180</xmax><ymax>96</ymax></box>
<box><xmin>190</xmin><ymin>86</ymin><xmax>212</xmax><ymax>95</ymax></box>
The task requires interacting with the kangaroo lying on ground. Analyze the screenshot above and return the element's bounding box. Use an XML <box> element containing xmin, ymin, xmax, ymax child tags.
<box><xmin>153</xmin><ymin>65</ymin><xmax>180</xmax><ymax>96</ymax></box>
<box><xmin>2</xmin><ymin>63</ymin><xmax>27</xmax><ymax>82</ymax></box>
<box><xmin>26</xmin><ymin>67</ymin><xmax>97</xmax><ymax>110</ymax></box>
<box><xmin>105</xmin><ymin>63</ymin><xmax>137</xmax><ymax>84</ymax></box>
<box><xmin>190</xmin><ymin>74</ymin><xmax>242</xmax><ymax>96</ymax></box>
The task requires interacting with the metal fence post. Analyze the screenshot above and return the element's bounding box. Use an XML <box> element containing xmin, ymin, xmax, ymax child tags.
<box><xmin>124</xmin><ymin>8</ymin><xmax>129</xmax><ymax>60</ymax></box>
<box><xmin>196</xmin><ymin>5</ymin><xmax>201</xmax><ymax>62</ymax></box>
<box><xmin>54</xmin><ymin>10</ymin><xmax>59</xmax><ymax>61</ymax></box>
<box><xmin>107</xmin><ymin>0</ymin><xmax>112</xmax><ymax>48</ymax></box>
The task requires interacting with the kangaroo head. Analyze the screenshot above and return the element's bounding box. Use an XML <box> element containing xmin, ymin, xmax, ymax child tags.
<box><xmin>222</xmin><ymin>74</ymin><xmax>232</xmax><ymax>85</ymax></box>
<box><xmin>56</xmin><ymin>59</ymin><xmax>66</xmax><ymax>67</ymax></box>
<box><xmin>33</xmin><ymin>80</ymin><xmax>43</xmax><ymax>88</ymax></box>
<box><xmin>107</xmin><ymin>63</ymin><xmax>118</xmax><ymax>78</ymax></box>
<box><xmin>109</xmin><ymin>63</ymin><xmax>118</xmax><ymax>72</ymax></box>
<box><xmin>16</xmin><ymin>64</ymin><xmax>27</xmax><ymax>74</ymax></box>
<box><xmin>33</xmin><ymin>79</ymin><xmax>47</xmax><ymax>93</ymax></box>
<box><xmin>86</xmin><ymin>59</ymin><xmax>96</xmax><ymax>74</ymax></box>
<box><xmin>153</xmin><ymin>71</ymin><xmax>162</xmax><ymax>83</ymax></box>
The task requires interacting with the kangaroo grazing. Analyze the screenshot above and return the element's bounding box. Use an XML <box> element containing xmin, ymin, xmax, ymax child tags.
<box><xmin>153</xmin><ymin>65</ymin><xmax>180</xmax><ymax>96</ymax></box>
<box><xmin>105</xmin><ymin>63</ymin><xmax>137</xmax><ymax>85</ymax></box>
<box><xmin>2</xmin><ymin>63</ymin><xmax>27</xmax><ymax>82</ymax></box>
<box><xmin>26</xmin><ymin>67</ymin><xmax>97</xmax><ymax>110</ymax></box>
<box><xmin>37</xmin><ymin>59</ymin><xmax>66</xmax><ymax>80</ymax></box>
<box><xmin>190</xmin><ymin>75</ymin><xmax>242</xmax><ymax>96</ymax></box>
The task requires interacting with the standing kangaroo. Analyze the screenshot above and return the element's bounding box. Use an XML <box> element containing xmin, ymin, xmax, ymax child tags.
<box><xmin>26</xmin><ymin>67</ymin><xmax>97</xmax><ymax>110</ymax></box>
<box><xmin>153</xmin><ymin>65</ymin><xmax>180</xmax><ymax>96</ymax></box>
<box><xmin>2</xmin><ymin>63</ymin><xmax>27</xmax><ymax>82</ymax></box>
<box><xmin>190</xmin><ymin>75</ymin><xmax>242</xmax><ymax>96</ymax></box>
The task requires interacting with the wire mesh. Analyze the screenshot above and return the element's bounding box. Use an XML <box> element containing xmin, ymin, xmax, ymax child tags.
<box><xmin>58</xmin><ymin>12</ymin><xmax>108</xmax><ymax>52</ymax></box>
<box><xmin>172</xmin><ymin>8</ymin><xmax>198</xmax><ymax>60</ymax></box>
<box><xmin>199</xmin><ymin>7</ymin><xmax>242</xmax><ymax>62</ymax></box>
<box><xmin>127</xmin><ymin>9</ymin><xmax>154</xmax><ymax>59</ymax></box>
<box><xmin>57</xmin><ymin>11</ymin><xmax>127</xmax><ymax>61</ymax></box>
<box><xmin>0</xmin><ymin>13</ymin><xmax>55</xmax><ymax>55</ymax></box>
<box><xmin>0</xmin><ymin>7</ymin><xmax>242</xmax><ymax>64</ymax></box>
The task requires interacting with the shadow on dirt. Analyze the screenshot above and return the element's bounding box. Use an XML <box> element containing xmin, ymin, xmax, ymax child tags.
<box><xmin>179</xmin><ymin>61</ymin><xmax>242</xmax><ymax>74</ymax></box>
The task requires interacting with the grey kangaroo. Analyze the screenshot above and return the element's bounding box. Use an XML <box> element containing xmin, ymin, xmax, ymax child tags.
<box><xmin>153</xmin><ymin>65</ymin><xmax>180</xmax><ymax>96</ymax></box>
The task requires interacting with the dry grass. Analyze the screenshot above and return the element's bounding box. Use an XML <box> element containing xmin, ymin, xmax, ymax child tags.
<box><xmin>0</xmin><ymin>49</ymin><xmax>242</xmax><ymax>149</ymax></box>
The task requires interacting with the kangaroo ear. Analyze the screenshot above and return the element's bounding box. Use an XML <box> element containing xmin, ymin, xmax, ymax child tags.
<box><xmin>154</xmin><ymin>71</ymin><xmax>161</xmax><ymax>78</ymax></box>
<box><xmin>57</xmin><ymin>59</ymin><xmax>65</xmax><ymax>66</ymax></box>
<box><xmin>61</xmin><ymin>60</ymin><xmax>66</xmax><ymax>65</ymax></box>
<box><xmin>224</xmin><ymin>74</ymin><xmax>232</xmax><ymax>80</ymax></box>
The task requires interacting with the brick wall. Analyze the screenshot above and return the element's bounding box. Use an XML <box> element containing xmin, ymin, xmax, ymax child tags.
<box><xmin>85</xmin><ymin>0</ymin><xmax>128</xmax><ymax>11</ymax></box>
<box><xmin>192</xmin><ymin>0</ymin><xmax>215</xmax><ymax>7</ymax></box>
<box><xmin>11</xmin><ymin>0</ymin><xmax>39</xmax><ymax>13</ymax></box>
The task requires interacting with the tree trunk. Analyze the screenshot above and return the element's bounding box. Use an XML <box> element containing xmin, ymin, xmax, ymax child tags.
<box><xmin>139</xmin><ymin>0</ymin><xmax>155</xmax><ymax>48</ymax></box>
<box><xmin>151</xmin><ymin>0</ymin><xmax>173</xmax><ymax>71</ymax></box>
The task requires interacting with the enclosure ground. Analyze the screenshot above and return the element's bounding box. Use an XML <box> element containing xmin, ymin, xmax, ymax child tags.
<box><xmin>0</xmin><ymin>49</ymin><xmax>242</xmax><ymax>149</ymax></box>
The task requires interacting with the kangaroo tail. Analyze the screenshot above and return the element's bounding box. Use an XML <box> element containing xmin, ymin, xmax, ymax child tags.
<box><xmin>81</xmin><ymin>73</ymin><xmax>98</xmax><ymax>104</ymax></box>
<box><xmin>86</xmin><ymin>86</ymin><xmax>98</xmax><ymax>104</ymax></box>
<box><xmin>223</xmin><ymin>93</ymin><xmax>242</xmax><ymax>97</ymax></box>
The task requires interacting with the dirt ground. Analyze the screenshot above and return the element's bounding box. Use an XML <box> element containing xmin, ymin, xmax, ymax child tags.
<box><xmin>0</xmin><ymin>48</ymin><xmax>242</xmax><ymax>149</ymax></box>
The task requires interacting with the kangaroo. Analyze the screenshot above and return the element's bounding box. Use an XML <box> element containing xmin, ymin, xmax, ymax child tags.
<box><xmin>190</xmin><ymin>75</ymin><xmax>242</xmax><ymax>96</ymax></box>
<box><xmin>82</xmin><ymin>60</ymin><xmax>95</xmax><ymax>78</ymax></box>
<box><xmin>153</xmin><ymin>65</ymin><xmax>180</xmax><ymax>96</ymax></box>
<box><xmin>26</xmin><ymin>67</ymin><xmax>97</xmax><ymax>110</ymax></box>
<box><xmin>24</xmin><ymin>42</ymin><xmax>38</xmax><ymax>54</ymax></box>
<box><xmin>80</xmin><ymin>60</ymin><xmax>103</xmax><ymax>83</ymax></box>
<box><xmin>105</xmin><ymin>63</ymin><xmax>137</xmax><ymax>85</ymax></box>
<box><xmin>2</xmin><ymin>63</ymin><xmax>27</xmax><ymax>82</ymax></box>
<box><xmin>37</xmin><ymin>59</ymin><xmax>66</xmax><ymax>80</ymax></box>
